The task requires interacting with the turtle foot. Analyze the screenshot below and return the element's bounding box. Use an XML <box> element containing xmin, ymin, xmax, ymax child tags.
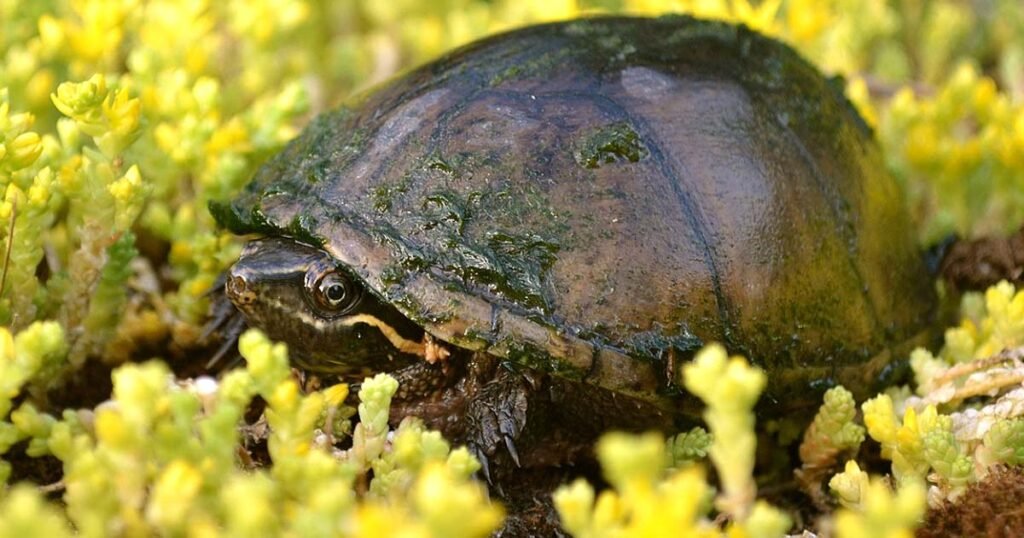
<box><xmin>464</xmin><ymin>362</ymin><xmax>530</xmax><ymax>471</ymax></box>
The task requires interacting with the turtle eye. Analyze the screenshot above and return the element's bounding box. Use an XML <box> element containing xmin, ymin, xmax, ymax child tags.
<box><xmin>309</xmin><ymin>271</ymin><xmax>361</xmax><ymax>314</ymax></box>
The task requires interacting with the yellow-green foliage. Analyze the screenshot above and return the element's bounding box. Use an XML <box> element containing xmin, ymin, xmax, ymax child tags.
<box><xmin>796</xmin><ymin>386</ymin><xmax>866</xmax><ymax>507</ymax></box>
<box><xmin>0</xmin><ymin>327</ymin><xmax>501</xmax><ymax>537</ymax></box>
<box><xmin>682</xmin><ymin>343</ymin><xmax>771</xmax><ymax>521</ymax></box>
<box><xmin>832</xmin><ymin>469</ymin><xmax>927</xmax><ymax>538</ymax></box>
<box><xmin>946</xmin><ymin>281</ymin><xmax>1024</xmax><ymax>362</ymax></box>
<box><xmin>3</xmin><ymin>0</ymin><xmax>1024</xmax><ymax>536</ymax></box>
<box><xmin>862</xmin><ymin>397</ymin><xmax>974</xmax><ymax>493</ymax></box>
<box><xmin>665</xmin><ymin>426</ymin><xmax>712</xmax><ymax>469</ymax></box>
<box><xmin>0</xmin><ymin>321</ymin><xmax>66</xmax><ymax>482</ymax></box>
<box><xmin>881</xmin><ymin>65</ymin><xmax>1024</xmax><ymax>242</ymax></box>
<box><xmin>554</xmin><ymin>347</ymin><xmax>790</xmax><ymax>538</ymax></box>
<box><xmin>802</xmin><ymin>387</ymin><xmax>866</xmax><ymax>466</ymax></box>
<box><xmin>849</xmin><ymin>282</ymin><xmax>1024</xmax><ymax>506</ymax></box>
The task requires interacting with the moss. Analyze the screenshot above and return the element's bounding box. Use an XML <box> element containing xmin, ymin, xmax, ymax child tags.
<box><xmin>504</xmin><ymin>339</ymin><xmax>587</xmax><ymax>380</ymax></box>
<box><xmin>487</xmin><ymin>47</ymin><xmax>573</xmax><ymax>86</ymax></box>
<box><xmin>371</xmin><ymin>181</ymin><xmax>409</xmax><ymax>213</ymax></box>
<box><xmin>573</xmin><ymin>121</ymin><xmax>649</xmax><ymax>169</ymax></box>
<box><xmin>207</xmin><ymin>199</ymin><xmax>276</xmax><ymax>237</ymax></box>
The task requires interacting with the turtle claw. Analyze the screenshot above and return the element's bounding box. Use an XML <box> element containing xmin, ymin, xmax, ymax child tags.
<box><xmin>205</xmin><ymin>313</ymin><xmax>247</xmax><ymax>369</ymax></box>
<box><xmin>470</xmin><ymin>443</ymin><xmax>493</xmax><ymax>485</ymax></box>
<box><xmin>503</xmin><ymin>435</ymin><xmax>521</xmax><ymax>468</ymax></box>
<box><xmin>462</xmin><ymin>363</ymin><xmax>530</xmax><ymax>482</ymax></box>
<box><xmin>202</xmin><ymin>275</ymin><xmax>248</xmax><ymax>370</ymax></box>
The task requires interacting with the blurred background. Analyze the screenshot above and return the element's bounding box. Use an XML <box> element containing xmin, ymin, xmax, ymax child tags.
<box><xmin>0</xmin><ymin>3</ymin><xmax>1023</xmax><ymax>535</ymax></box>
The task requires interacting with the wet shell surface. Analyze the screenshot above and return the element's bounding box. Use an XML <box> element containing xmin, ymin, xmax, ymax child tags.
<box><xmin>213</xmin><ymin>15</ymin><xmax>938</xmax><ymax>410</ymax></box>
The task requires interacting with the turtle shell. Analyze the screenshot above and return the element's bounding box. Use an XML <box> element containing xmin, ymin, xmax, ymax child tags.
<box><xmin>212</xmin><ymin>15</ymin><xmax>938</xmax><ymax>409</ymax></box>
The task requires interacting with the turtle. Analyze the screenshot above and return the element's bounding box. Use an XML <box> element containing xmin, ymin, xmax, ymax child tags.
<box><xmin>210</xmin><ymin>14</ymin><xmax>939</xmax><ymax>484</ymax></box>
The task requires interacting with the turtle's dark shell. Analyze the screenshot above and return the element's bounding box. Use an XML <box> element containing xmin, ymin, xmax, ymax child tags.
<box><xmin>212</xmin><ymin>15</ymin><xmax>938</xmax><ymax>410</ymax></box>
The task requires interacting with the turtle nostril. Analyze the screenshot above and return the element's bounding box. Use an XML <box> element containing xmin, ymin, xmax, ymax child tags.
<box><xmin>225</xmin><ymin>274</ymin><xmax>257</xmax><ymax>306</ymax></box>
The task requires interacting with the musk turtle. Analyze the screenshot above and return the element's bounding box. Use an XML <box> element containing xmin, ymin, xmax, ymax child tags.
<box><xmin>211</xmin><ymin>15</ymin><xmax>938</xmax><ymax>467</ymax></box>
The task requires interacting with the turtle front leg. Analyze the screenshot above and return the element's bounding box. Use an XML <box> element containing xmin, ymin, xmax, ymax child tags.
<box><xmin>461</xmin><ymin>356</ymin><xmax>533</xmax><ymax>478</ymax></box>
<box><xmin>386</xmin><ymin>351</ymin><xmax>531</xmax><ymax>477</ymax></box>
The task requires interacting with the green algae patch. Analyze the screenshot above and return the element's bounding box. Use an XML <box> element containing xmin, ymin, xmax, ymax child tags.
<box><xmin>372</xmin><ymin>180</ymin><xmax>411</xmax><ymax>213</ymax></box>
<box><xmin>504</xmin><ymin>339</ymin><xmax>587</xmax><ymax>381</ymax></box>
<box><xmin>573</xmin><ymin>121</ymin><xmax>649</xmax><ymax>169</ymax></box>
<box><xmin>432</xmin><ymin>228</ymin><xmax>560</xmax><ymax>313</ymax></box>
<box><xmin>488</xmin><ymin>47</ymin><xmax>573</xmax><ymax>86</ymax></box>
<box><xmin>208</xmin><ymin>199</ymin><xmax>277</xmax><ymax>236</ymax></box>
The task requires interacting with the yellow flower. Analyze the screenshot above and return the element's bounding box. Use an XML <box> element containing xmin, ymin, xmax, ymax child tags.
<box><xmin>1014</xmin><ymin>111</ymin><xmax>1024</xmax><ymax>150</ymax></box>
<box><xmin>846</xmin><ymin>78</ymin><xmax>878</xmax><ymax>129</ymax></box>
<box><xmin>862</xmin><ymin>394</ymin><xmax>897</xmax><ymax>455</ymax></box>
<box><xmin>51</xmin><ymin>75</ymin><xmax>142</xmax><ymax>158</ymax></box>
<box><xmin>323</xmin><ymin>383</ymin><xmax>350</xmax><ymax>407</ymax></box>
<box><xmin>785</xmin><ymin>0</ymin><xmax>833</xmax><ymax>43</ymax></box>
<box><xmin>7</xmin><ymin>131</ymin><xmax>43</xmax><ymax>170</ymax></box>
<box><xmin>97</xmin><ymin>88</ymin><xmax>142</xmax><ymax>157</ymax></box>
<box><xmin>524</xmin><ymin>0</ymin><xmax>579</xmax><ymax>21</ymax></box>
<box><xmin>834</xmin><ymin>479</ymin><xmax>925</xmax><ymax>538</ymax></box>
<box><xmin>3</xmin><ymin>184</ymin><xmax>26</xmax><ymax>209</ymax></box>
<box><xmin>730</xmin><ymin>0</ymin><xmax>782</xmax><ymax>34</ymax></box>
<box><xmin>269</xmin><ymin>379</ymin><xmax>300</xmax><ymax>412</ymax></box>
<box><xmin>107</xmin><ymin>164</ymin><xmax>141</xmax><ymax>202</ymax></box>
<box><xmin>26</xmin><ymin>168</ymin><xmax>54</xmax><ymax>208</ymax></box>
<box><xmin>640</xmin><ymin>467</ymin><xmax>714</xmax><ymax>534</ymax></box>
<box><xmin>37</xmin><ymin>15</ymin><xmax>67</xmax><ymax>55</ymax></box>
<box><xmin>592</xmin><ymin>489</ymin><xmax>625</xmax><ymax>531</ymax></box>
<box><xmin>51</xmin><ymin>74</ymin><xmax>108</xmax><ymax>128</ymax></box>
<box><xmin>206</xmin><ymin>118</ymin><xmax>250</xmax><ymax>154</ymax></box>
<box><xmin>228</xmin><ymin>0</ymin><xmax>310</xmax><ymax>44</ymax></box>
<box><xmin>412</xmin><ymin>462</ymin><xmax>504</xmax><ymax>537</ymax></box>
<box><xmin>146</xmin><ymin>460</ymin><xmax>203</xmax><ymax>528</ymax></box>
<box><xmin>354</xmin><ymin>504</ymin><xmax>425</xmax><ymax>538</ymax></box>
<box><xmin>971</xmin><ymin>77</ymin><xmax>999</xmax><ymax>117</ymax></box>
<box><xmin>553</xmin><ymin>479</ymin><xmax>596</xmax><ymax>534</ymax></box>
<box><xmin>684</xmin><ymin>344</ymin><xmax>766</xmax><ymax>411</ymax></box>
<box><xmin>62</xmin><ymin>0</ymin><xmax>133</xmax><ymax>65</ymax></box>
<box><xmin>830</xmin><ymin>460</ymin><xmax>871</xmax><ymax>509</ymax></box>
<box><xmin>0</xmin><ymin>328</ymin><xmax>15</xmax><ymax>363</ymax></box>
<box><xmin>597</xmin><ymin>431</ymin><xmax>665</xmax><ymax>490</ymax></box>
<box><xmin>0</xmin><ymin>486</ymin><xmax>73</xmax><ymax>537</ymax></box>
<box><xmin>94</xmin><ymin>407</ymin><xmax>130</xmax><ymax>449</ymax></box>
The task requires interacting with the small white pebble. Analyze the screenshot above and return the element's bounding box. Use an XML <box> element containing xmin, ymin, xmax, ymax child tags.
<box><xmin>194</xmin><ymin>376</ymin><xmax>219</xmax><ymax>396</ymax></box>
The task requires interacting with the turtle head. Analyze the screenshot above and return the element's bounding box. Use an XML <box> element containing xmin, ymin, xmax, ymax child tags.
<box><xmin>225</xmin><ymin>237</ymin><xmax>426</xmax><ymax>373</ymax></box>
